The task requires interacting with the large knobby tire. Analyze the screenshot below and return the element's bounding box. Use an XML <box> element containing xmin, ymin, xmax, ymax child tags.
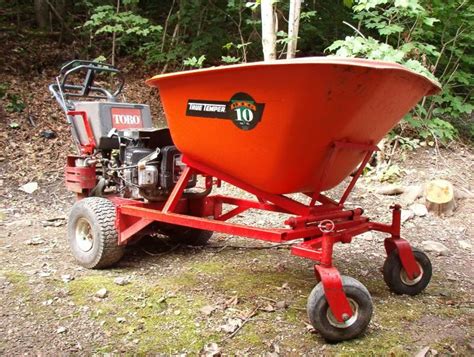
<box><xmin>307</xmin><ymin>276</ymin><xmax>373</xmax><ymax>342</ymax></box>
<box><xmin>160</xmin><ymin>224</ymin><xmax>213</xmax><ymax>246</ymax></box>
<box><xmin>67</xmin><ymin>197</ymin><xmax>124</xmax><ymax>269</ymax></box>
<box><xmin>383</xmin><ymin>247</ymin><xmax>432</xmax><ymax>295</ymax></box>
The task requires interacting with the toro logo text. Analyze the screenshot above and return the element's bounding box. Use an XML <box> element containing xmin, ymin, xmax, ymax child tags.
<box><xmin>111</xmin><ymin>107</ymin><xmax>143</xmax><ymax>130</ymax></box>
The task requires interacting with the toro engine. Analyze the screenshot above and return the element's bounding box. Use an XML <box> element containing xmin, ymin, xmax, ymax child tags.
<box><xmin>50</xmin><ymin>60</ymin><xmax>194</xmax><ymax>202</ymax></box>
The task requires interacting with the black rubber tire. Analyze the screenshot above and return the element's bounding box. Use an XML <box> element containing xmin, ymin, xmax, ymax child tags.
<box><xmin>383</xmin><ymin>247</ymin><xmax>432</xmax><ymax>295</ymax></box>
<box><xmin>307</xmin><ymin>275</ymin><xmax>373</xmax><ymax>342</ymax></box>
<box><xmin>160</xmin><ymin>224</ymin><xmax>213</xmax><ymax>246</ymax></box>
<box><xmin>67</xmin><ymin>197</ymin><xmax>124</xmax><ymax>269</ymax></box>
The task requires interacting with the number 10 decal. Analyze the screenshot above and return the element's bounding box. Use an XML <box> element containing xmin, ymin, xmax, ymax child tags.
<box><xmin>186</xmin><ymin>92</ymin><xmax>265</xmax><ymax>131</ymax></box>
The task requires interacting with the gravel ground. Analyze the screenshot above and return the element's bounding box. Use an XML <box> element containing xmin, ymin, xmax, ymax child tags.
<box><xmin>0</xmin><ymin>145</ymin><xmax>473</xmax><ymax>355</ymax></box>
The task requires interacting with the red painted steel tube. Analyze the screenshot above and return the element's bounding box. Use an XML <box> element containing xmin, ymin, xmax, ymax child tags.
<box><xmin>338</xmin><ymin>150</ymin><xmax>374</xmax><ymax>205</ymax></box>
<box><xmin>183</xmin><ymin>156</ymin><xmax>310</xmax><ymax>216</ymax></box>
<box><xmin>67</xmin><ymin>111</ymin><xmax>96</xmax><ymax>154</ymax></box>
<box><xmin>117</xmin><ymin>204</ymin><xmax>327</xmax><ymax>243</ymax></box>
<box><xmin>119</xmin><ymin>218</ymin><xmax>153</xmax><ymax>244</ymax></box>
<box><xmin>119</xmin><ymin>205</ymin><xmax>286</xmax><ymax>242</ymax></box>
<box><xmin>291</xmin><ymin>243</ymin><xmax>323</xmax><ymax>260</ymax></box>
<box><xmin>213</xmin><ymin>195</ymin><xmax>292</xmax><ymax>214</ymax></box>
<box><xmin>216</xmin><ymin>206</ymin><xmax>248</xmax><ymax>221</ymax></box>
<box><xmin>391</xmin><ymin>204</ymin><xmax>402</xmax><ymax>237</ymax></box>
<box><xmin>285</xmin><ymin>208</ymin><xmax>363</xmax><ymax>228</ymax></box>
<box><xmin>320</xmin><ymin>233</ymin><xmax>335</xmax><ymax>267</ymax></box>
<box><xmin>162</xmin><ymin>166</ymin><xmax>193</xmax><ymax>213</ymax></box>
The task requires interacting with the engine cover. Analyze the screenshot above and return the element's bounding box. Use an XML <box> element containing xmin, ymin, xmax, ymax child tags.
<box><xmin>70</xmin><ymin>102</ymin><xmax>153</xmax><ymax>150</ymax></box>
<box><xmin>138</xmin><ymin>165</ymin><xmax>158</xmax><ymax>188</ymax></box>
<box><xmin>124</xmin><ymin>147</ymin><xmax>154</xmax><ymax>166</ymax></box>
<box><xmin>160</xmin><ymin>146</ymin><xmax>196</xmax><ymax>189</ymax></box>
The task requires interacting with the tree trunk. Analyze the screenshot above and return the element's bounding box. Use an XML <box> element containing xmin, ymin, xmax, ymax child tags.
<box><xmin>287</xmin><ymin>0</ymin><xmax>302</xmax><ymax>59</ymax></box>
<box><xmin>111</xmin><ymin>0</ymin><xmax>120</xmax><ymax>66</ymax></box>
<box><xmin>261</xmin><ymin>0</ymin><xmax>276</xmax><ymax>61</ymax></box>
<box><xmin>34</xmin><ymin>0</ymin><xmax>49</xmax><ymax>30</ymax></box>
<box><xmin>55</xmin><ymin>0</ymin><xmax>66</xmax><ymax>18</ymax></box>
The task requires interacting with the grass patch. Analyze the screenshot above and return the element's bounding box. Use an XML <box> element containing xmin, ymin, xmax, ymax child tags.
<box><xmin>67</xmin><ymin>274</ymin><xmax>222</xmax><ymax>354</ymax></box>
<box><xmin>2</xmin><ymin>271</ymin><xmax>30</xmax><ymax>296</ymax></box>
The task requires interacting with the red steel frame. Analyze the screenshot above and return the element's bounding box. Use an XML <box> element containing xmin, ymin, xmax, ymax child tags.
<box><xmin>67</xmin><ymin>140</ymin><xmax>422</xmax><ymax>323</ymax></box>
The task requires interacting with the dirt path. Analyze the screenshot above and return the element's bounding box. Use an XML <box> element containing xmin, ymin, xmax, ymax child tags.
<box><xmin>0</xmin><ymin>147</ymin><xmax>473</xmax><ymax>355</ymax></box>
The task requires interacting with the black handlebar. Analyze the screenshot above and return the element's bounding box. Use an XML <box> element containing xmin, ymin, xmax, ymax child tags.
<box><xmin>49</xmin><ymin>60</ymin><xmax>125</xmax><ymax>111</ymax></box>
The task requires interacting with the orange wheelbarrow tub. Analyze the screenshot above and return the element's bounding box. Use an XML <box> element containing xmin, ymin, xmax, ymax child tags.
<box><xmin>147</xmin><ymin>57</ymin><xmax>440</xmax><ymax>194</ymax></box>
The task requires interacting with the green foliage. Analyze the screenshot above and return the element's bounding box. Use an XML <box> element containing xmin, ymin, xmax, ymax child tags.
<box><xmin>93</xmin><ymin>55</ymin><xmax>107</xmax><ymax>63</ymax></box>
<box><xmin>83</xmin><ymin>2</ymin><xmax>162</xmax><ymax>61</ymax></box>
<box><xmin>327</xmin><ymin>0</ymin><xmax>473</xmax><ymax>143</ymax></box>
<box><xmin>9</xmin><ymin>122</ymin><xmax>20</xmax><ymax>129</ymax></box>
<box><xmin>5</xmin><ymin>94</ymin><xmax>26</xmax><ymax>113</ymax></box>
<box><xmin>0</xmin><ymin>83</ymin><xmax>8</xmax><ymax>99</ymax></box>
<box><xmin>1</xmin><ymin>83</ymin><xmax>26</xmax><ymax>113</ymax></box>
<box><xmin>221</xmin><ymin>55</ymin><xmax>241</xmax><ymax>64</ymax></box>
<box><xmin>379</xmin><ymin>164</ymin><xmax>403</xmax><ymax>183</ymax></box>
<box><xmin>183</xmin><ymin>55</ymin><xmax>206</xmax><ymax>69</ymax></box>
<box><xmin>222</xmin><ymin>41</ymin><xmax>251</xmax><ymax>64</ymax></box>
<box><xmin>84</xmin><ymin>5</ymin><xmax>162</xmax><ymax>37</ymax></box>
<box><xmin>388</xmin><ymin>134</ymin><xmax>421</xmax><ymax>151</ymax></box>
<box><xmin>300</xmin><ymin>10</ymin><xmax>317</xmax><ymax>21</ymax></box>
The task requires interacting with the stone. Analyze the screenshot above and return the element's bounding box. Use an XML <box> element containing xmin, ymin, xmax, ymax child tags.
<box><xmin>113</xmin><ymin>277</ymin><xmax>129</xmax><ymax>286</ymax></box>
<box><xmin>61</xmin><ymin>274</ymin><xmax>74</xmax><ymax>283</ymax></box>
<box><xmin>95</xmin><ymin>288</ymin><xmax>108</xmax><ymax>299</ymax></box>
<box><xmin>458</xmin><ymin>240</ymin><xmax>472</xmax><ymax>250</ymax></box>
<box><xmin>358</xmin><ymin>232</ymin><xmax>373</xmax><ymax>241</ymax></box>
<box><xmin>422</xmin><ymin>240</ymin><xmax>449</xmax><ymax>255</ymax></box>
<box><xmin>376</xmin><ymin>184</ymin><xmax>404</xmax><ymax>195</ymax></box>
<box><xmin>7</xmin><ymin>220</ymin><xmax>32</xmax><ymax>228</ymax></box>
<box><xmin>19</xmin><ymin>182</ymin><xmax>38</xmax><ymax>194</ymax></box>
<box><xmin>201</xmin><ymin>342</ymin><xmax>221</xmax><ymax>357</ymax></box>
<box><xmin>25</xmin><ymin>237</ymin><xmax>45</xmax><ymax>245</ymax></box>
<box><xmin>401</xmin><ymin>209</ymin><xmax>414</xmax><ymax>223</ymax></box>
<box><xmin>400</xmin><ymin>185</ymin><xmax>424</xmax><ymax>205</ymax></box>
<box><xmin>200</xmin><ymin>305</ymin><xmax>216</xmax><ymax>316</ymax></box>
<box><xmin>415</xmin><ymin>346</ymin><xmax>430</xmax><ymax>357</ymax></box>
<box><xmin>219</xmin><ymin>318</ymin><xmax>242</xmax><ymax>333</ymax></box>
<box><xmin>411</xmin><ymin>203</ymin><xmax>428</xmax><ymax>217</ymax></box>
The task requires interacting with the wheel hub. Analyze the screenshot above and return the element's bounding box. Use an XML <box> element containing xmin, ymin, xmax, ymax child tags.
<box><xmin>400</xmin><ymin>262</ymin><xmax>423</xmax><ymax>286</ymax></box>
<box><xmin>327</xmin><ymin>298</ymin><xmax>359</xmax><ymax>328</ymax></box>
<box><xmin>76</xmin><ymin>218</ymin><xmax>94</xmax><ymax>252</ymax></box>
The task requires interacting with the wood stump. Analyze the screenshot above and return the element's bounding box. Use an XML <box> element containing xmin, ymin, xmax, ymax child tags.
<box><xmin>425</xmin><ymin>179</ymin><xmax>456</xmax><ymax>215</ymax></box>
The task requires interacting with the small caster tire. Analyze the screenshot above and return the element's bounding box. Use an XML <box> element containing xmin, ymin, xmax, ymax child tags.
<box><xmin>383</xmin><ymin>247</ymin><xmax>432</xmax><ymax>295</ymax></box>
<box><xmin>68</xmin><ymin>197</ymin><xmax>124</xmax><ymax>269</ymax></box>
<box><xmin>160</xmin><ymin>224</ymin><xmax>213</xmax><ymax>246</ymax></box>
<box><xmin>307</xmin><ymin>275</ymin><xmax>373</xmax><ymax>342</ymax></box>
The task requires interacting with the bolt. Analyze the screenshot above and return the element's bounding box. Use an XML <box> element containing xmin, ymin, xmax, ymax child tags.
<box><xmin>342</xmin><ymin>313</ymin><xmax>350</xmax><ymax>321</ymax></box>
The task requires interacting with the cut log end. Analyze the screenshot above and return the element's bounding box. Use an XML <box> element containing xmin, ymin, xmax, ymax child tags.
<box><xmin>425</xmin><ymin>179</ymin><xmax>456</xmax><ymax>215</ymax></box>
